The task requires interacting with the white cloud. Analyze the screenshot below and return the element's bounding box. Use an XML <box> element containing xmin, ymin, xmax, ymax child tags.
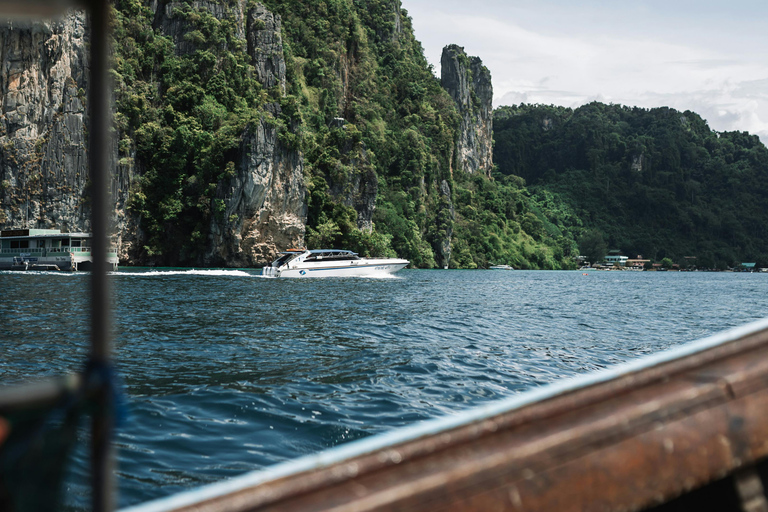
<box><xmin>402</xmin><ymin>1</ymin><xmax>768</xmax><ymax>144</ymax></box>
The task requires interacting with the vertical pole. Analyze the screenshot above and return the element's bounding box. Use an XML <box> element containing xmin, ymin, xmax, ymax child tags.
<box><xmin>88</xmin><ymin>0</ymin><xmax>114</xmax><ymax>510</ymax></box>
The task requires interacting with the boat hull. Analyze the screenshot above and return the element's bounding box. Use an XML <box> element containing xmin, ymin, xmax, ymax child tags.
<box><xmin>0</xmin><ymin>253</ymin><xmax>119</xmax><ymax>271</ymax></box>
<box><xmin>0</xmin><ymin>254</ymin><xmax>75</xmax><ymax>271</ymax></box>
<box><xmin>264</xmin><ymin>259</ymin><xmax>408</xmax><ymax>278</ymax></box>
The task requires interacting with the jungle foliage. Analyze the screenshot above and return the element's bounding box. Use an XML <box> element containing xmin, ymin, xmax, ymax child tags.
<box><xmin>113</xmin><ymin>0</ymin><xmax>273</xmax><ymax>263</ymax></box>
<box><xmin>258</xmin><ymin>0</ymin><xmax>576</xmax><ymax>269</ymax></box>
<box><xmin>112</xmin><ymin>0</ymin><xmax>578</xmax><ymax>268</ymax></box>
<box><xmin>494</xmin><ymin>103</ymin><xmax>768</xmax><ymax>269</ymax></box>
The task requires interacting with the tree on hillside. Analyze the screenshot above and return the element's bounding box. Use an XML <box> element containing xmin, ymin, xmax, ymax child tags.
<box><xmin>493</xmin><ymin>102</ymin><xmax>768</xmax><ymax>267</ymax></box>
<box><xmin>578</xmin><ymin>229</ymin><xmax>607</xmax><ymax>264</ymax></box>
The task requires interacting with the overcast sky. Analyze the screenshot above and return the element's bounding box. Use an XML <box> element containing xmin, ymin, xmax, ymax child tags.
<box><xmin>401</xmin><ymin>0</ymin><xmax>768</xmax><ymax>143</ymax></box>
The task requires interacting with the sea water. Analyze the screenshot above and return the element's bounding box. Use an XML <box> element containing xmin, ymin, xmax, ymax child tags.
<box><xmin>3</xmin><ymin>269</ymin><xmax>768</xmax><ymax>509</ymax></box>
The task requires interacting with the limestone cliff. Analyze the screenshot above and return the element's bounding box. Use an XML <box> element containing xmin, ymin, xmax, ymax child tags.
<box><xmin>434</xmin><ymin>44</ymin><xmax>494</xmax><ymax>267</ymax></box>
<box><xmin>206</xmin><ymin>105</ymin><xmax>306</xmax><ymax>267</ymax></box>
<box><xmin>438</xmin><ymin>178</ymin><xmax>455</xmax><ymax>268</ymax></box>
<box><xmin>0</xmin><ymin>2</ymin><xmax>499</xmax><ymax>269</ymax></box>
<box><xmin>0</xmin><ymin>3</ymin><xmax>305</xmax><ymax>267</ymax></box>
<box><xmin>128</xmin><ymin>1</ymin><xmax>306</xmax><ymax>266</ymax></box>
<box><xmin>321</xmin><ymin>120</ymin><xmax>378</xmax><ymax>233</ymax></box>
<box><xmin>440</xmin><ymin>44</ymin><xmax>493</xmax><ymax>176</ymax></box>
<box><xmin>0</xmin><ymin>12</ymin><xmax>92</xmax><ymax>232</ymax></box>
<box><xmin>163</xmin><ymin>2</ymin><xmax>305</xmax><ymax>266</ymax></box>
<box><xmin>246</xmin><ymin>3</ymin><xmax>286</xmax><ymax>94</ymax></box>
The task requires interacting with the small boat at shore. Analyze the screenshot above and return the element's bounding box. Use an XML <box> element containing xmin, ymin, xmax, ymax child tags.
<box><xmin>489</xmin><ymin>264</ymin><xmax>514</xmax><ymax>270</ymax></box>
<box><xmin>262</xmin><ymin>249</ymin><xmax>408</xmax><ymax>278</ymax></box>
<box><xmin>0</xmin><ymin>228</ymin><xmax>119</xmax><ymax>271</ymax></box>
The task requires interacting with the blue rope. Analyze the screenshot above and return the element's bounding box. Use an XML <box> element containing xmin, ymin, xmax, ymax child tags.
<box><xmin>84</xmin><ymin>359</ymin><xmax>129</xmax><ymax>429</ymax></box>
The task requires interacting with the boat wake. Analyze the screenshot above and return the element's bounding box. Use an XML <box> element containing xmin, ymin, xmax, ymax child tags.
<box><xmin>113</xmin><ymin>269</ymin><xmax>255</xmax><ymax>277</ymax></box>
<box><xmin>3</xmin><ymin>268</ymin><xmax>404</xmax><ymax>279</ymax></box>
<box><xmin>355</xmin><ymin>273</ymin><xmax>403</xmax><ymax>279</ymax></box>
<box><xmin>256</xmin><ymin>272</ymin><xmax>403</xmax><ymax>279</ymax></box>
<box><xmin>291</xmin><ymin>273</ymin><xmax>403</xmax><ymax>280</ymax></box>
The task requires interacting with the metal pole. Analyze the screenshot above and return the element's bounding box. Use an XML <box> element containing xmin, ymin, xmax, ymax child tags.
<box><xmin>88</xmin><ymin>0</ymin><xmax>115</xmax><ymax>509</ymax></box>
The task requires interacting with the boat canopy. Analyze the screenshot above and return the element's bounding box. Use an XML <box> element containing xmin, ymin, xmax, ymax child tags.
<box><xmin>270</xmin><ymin>249</ymin><xmax>362</xmax><ymax>268</ymax></box>
<box><xmin>271</xmin><ymin>252</ymin><xmax>301</xmax><ymax>267</ymax></box>
<box><xmin>305</xmin><ymin>250</ymin><xmax>359</xmax><ymax>262</ymax></box>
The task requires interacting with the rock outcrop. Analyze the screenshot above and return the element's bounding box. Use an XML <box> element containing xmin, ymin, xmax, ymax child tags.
<box><xmin>158</xmin><ymin>0</ymin><xmax>234</xmax><ymax>56</ymax></box>
<box><xmin>316</xmin><ymin>118</ymin><xmax>378</xmax><ymax>232</ymax></box>
<box><xmin>440</xmin><ymin>44</ymin><xmax>493</xmax><ymax>176</ymax></box>
<box><xmin>0</xmin><ymin>12</ymin><xmax>92</xmax><ymax>232</ymax></box>
<box><xmin>246</xmin><ymin>3</ymin><xmax>286</xmax><ymax>94</ymax></box>
<box><xmin>438</xmin><ymin>178</ymin><xmax>455</xmax><ymax>268</ymax></box>
<box><xmin>327</xmin><ymin>148</ymin><xmax>377</xmax><ymax>232</ymax></box>
<box><xmin>206</xmin><ymin>105</ymin><xmax>306</xmax><ymax>267</ymax></box>
<box><xmin>203</xmin><ymin>3</ymin><xmax>305</xmax><ymax>266</ymax></box>
<box><xmin>434</xmin><ymin>44</ymin><xmax>494</xmax><ymax>267</ymax></box>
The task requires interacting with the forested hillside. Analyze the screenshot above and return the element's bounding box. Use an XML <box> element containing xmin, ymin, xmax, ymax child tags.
<box><xmin>109</xmin><ymin>0</ymin><xmax>577</xmax><ymax>269</ymax></box>
<box><xmin>6</xmin><ymin>1</ymin><xmax>761</xmax><ymax>270</ymax></box>
<box><xmin>494</xmin><ymin>103</ymin><xmax>768</xmax><ymax>268</ymax></box>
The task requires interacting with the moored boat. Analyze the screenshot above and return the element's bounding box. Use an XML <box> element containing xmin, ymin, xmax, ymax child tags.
<box><xmin>262</xmin><ymin>249</ymin><xmax>408</xmax><ymax>278</ymax></box>
<box><xmin>0</xmin><ymin>228</ymin><xmax>119</xmax><ymax>271</ymax></box>
<box><xmin>489</xmin><ymin>264</ymin><xmax>514</xmax><ymax>270</ymax></box>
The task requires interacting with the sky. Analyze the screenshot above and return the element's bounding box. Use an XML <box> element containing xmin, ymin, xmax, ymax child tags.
<box><xmin>400</xmin><ymin>0</ymin><xmax>768</xmax><ymax>144</ymax></box>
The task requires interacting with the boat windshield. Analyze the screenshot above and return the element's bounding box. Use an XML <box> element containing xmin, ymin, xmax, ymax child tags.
<box><xmin>272</xmin><ymin>252</ymin><xmax>300</xmax><ymax>267</ymax></box>
<box><xmin>305</xmin><ymin>251</ymin><xmax>359</xmax><ymax>262</ymax></box>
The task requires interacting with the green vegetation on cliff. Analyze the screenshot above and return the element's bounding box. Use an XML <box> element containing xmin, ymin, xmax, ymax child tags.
<box><xmin>112</xmin><ymin>0</ymin><xmax>577</xmax><ymax>268</ymax></box>
<box><xmin>112</xmin><ymin>1</ymin><xmax>768</xmax><ymax>270</ymax></box>
<box><xmin>113</xmin><ymin>0</ymin><xmax>272</xmax><ymax>262</ymax></box>
<box><xmin>264</xmin><ymin>0</ymin><xmax>458</xmax><ymax>266</ymax></box>
<box><xmin>494</xmin><ymin>103</ymin><xmax>768</xmax><ymax>268</ymax></box>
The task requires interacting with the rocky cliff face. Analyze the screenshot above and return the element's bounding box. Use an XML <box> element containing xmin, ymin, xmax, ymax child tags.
<box><xmin>117</xmin><ymin>0</ymin><xmax>306</xmax><ymax>266</ymax></box>
<box><xmin>246</xmin><ymin>3</ymin><xmax>286</xmax><ymax>95</ymax></box>
<box><xmin>0</xmin><ymin>3</ymin><xmax>496</xmax><ymax>269</ymax></box>
<box><xmin>433</xmin><ymin>44</ymin><xmax>494</xmax><ymax>267</ymax></box>
<box><xmin>0</xmin><ymin>3</ymin><xmax>305</xmax><ymax>266</ymax></box>
<box><xmin>332</xmin><ymin>165</ymin><xmax>377</xmax><ymax>232</ymax></box>
<box><xmin>206</xmin><ymin>105</ymin><xmax>306</xmax><ymax>267</ymax></box>
<box><xmin>438</xmin><ymin>178</ymin><xmax>455</xmax><ymax>268</ymax></box>
<box><xmin>440</xmin><ymin>44</ymin><xmax>493</xmax><ymax>176</ymax></box>
<box><xmin>201</xmin><ymin>2</ymin><xmax>305</xmax><ymax>266</ymax></box>
<box><xmin>0</xmin><ymin>12</ymin><xmax>92</xmax><ymax>232</ymax></box>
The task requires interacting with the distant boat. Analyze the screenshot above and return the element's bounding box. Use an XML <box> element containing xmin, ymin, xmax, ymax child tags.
<box><xmin>489</xmin><ymin>264</ymin><xmax>514</xmax><ymax>270</ymax></box>
<box><xmin>262</xmin><ymin>249</ymin><xmax>408</xmax><ymax>278</ymax></box>
<box><xmin>0</xmin><ymin>228</ymin><xmax>118</xmax><ymax>271</ymax></box>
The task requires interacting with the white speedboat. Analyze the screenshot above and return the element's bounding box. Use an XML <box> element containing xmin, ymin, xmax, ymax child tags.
<box><xmin>489</xmin><ymin>264</ymin><xmax>514</xmax><ymax>270</ymax></box>
<box><xmin>262</xmin><ymin>249</ymin><xmax>408</xmax><ymax>278</ymax></box>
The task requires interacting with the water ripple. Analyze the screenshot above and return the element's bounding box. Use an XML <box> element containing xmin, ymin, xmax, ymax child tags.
<box><xmin>4</xmin><ymin>269</ymin><xmax>768</xmax><ymax>508</ymax></box>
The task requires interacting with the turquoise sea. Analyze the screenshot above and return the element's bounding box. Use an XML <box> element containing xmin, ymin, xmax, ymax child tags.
<box><xmin>3</xmin><ymin>269</ymin><xmax>768</xmax><ymax>509</ymax></box>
